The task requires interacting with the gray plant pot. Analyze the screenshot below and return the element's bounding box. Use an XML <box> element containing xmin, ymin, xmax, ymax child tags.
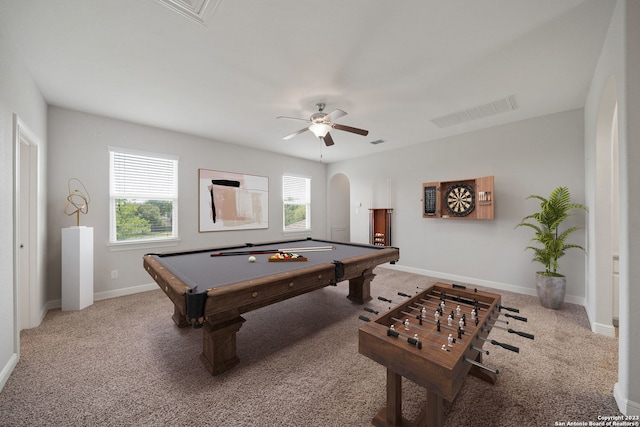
<box><xmin>536</xmin><ymin>273</ymin><xmax>566</xmax><ymax>309</ymax></box>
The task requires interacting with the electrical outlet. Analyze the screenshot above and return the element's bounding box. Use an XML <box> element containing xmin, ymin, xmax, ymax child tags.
<box><xmin>111</xmin><ymin>270</ymin><xmax>118</xmax><ymax>279</ymax></box>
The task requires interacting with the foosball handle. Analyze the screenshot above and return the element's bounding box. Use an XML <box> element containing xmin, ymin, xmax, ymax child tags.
<box><xmin>508</xmin><ymin>329</ymin><xmax>535</xmax><ymax>340</ymax></box>
<box><xmin>490</xmin><ymin>339</ymin><xmax>520</xmax><ymax>353</ymax></box>
<box><xmin>505</xmin><ymin>313</ymin><xmax>528</xmax><ymax>322</ymax></box>
<box><xmin>500</xmin><ymin>305</ymin><xmax>520</xmax><ymax>313</ymax></box>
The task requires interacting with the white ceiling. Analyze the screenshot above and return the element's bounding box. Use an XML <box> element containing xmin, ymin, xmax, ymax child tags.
<box><xmin>0</xmin><ymin>0</ymin><xmax>615</xmax><ymax>163</ymax></box>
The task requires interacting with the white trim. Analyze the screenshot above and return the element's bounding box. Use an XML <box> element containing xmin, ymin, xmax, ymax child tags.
<box><xmin>107</xmin><ymin>238</ymin><xmax>180</xmax><ymax>252</ymax></box>
<box><xmin>46</xmin><ymin>283</ymin><xmax>160</xmax><ymax>311</ymax></box>
<box><xmin>107</xmin><ymin>145</ymin><xmax>179</xmax><ymax>161</ymax></box>
<box><xmin>592</xmin><ymin>322</ymin><xmax>616</xmax><ymax>337</ymax></box>
<box><xmin>614</xmin><ymin>382</ymin><xmax>640</xmax><ymax>416</ymax></box>
<box><xmin>384</xmin><ymin>263</ymin><xmax>587</xmax><ymax>306</ymax></box>
<box><xmin>0</xmin><ymin>353</ymin><xmax>19</xmax><ymax>392</ymax></box>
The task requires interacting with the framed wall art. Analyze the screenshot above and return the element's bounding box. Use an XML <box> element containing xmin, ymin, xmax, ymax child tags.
<box><xmin>199</xmin><ymin>169</ymin><xmax>269</xmax><ymax>232</ymax></box>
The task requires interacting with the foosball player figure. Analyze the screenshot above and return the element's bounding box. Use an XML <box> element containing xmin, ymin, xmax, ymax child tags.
<box><xmin>447</xmin><ymin>314</ymin><xmax>453</xmax><ymax>326</ymax></box>
<box><xmin>448</xmin><ymin>334</ymin><xmax>454</xmax><ymax>347</ymax></box>
<box><xmin>434</xmin><ymin>310</ymin><xmax>440</xmax><ymax>323</ymax></box>
<box><xmin>404</xmin><ymin>319</ymin><xmax>410</xmax><ymax>331</ymax></box>
<box><xmin>457</xmin><ymin>326</ymin><xmax>464</xmax><ymax>340</ymax></box>
<box><xmin>456</xmin><ymin>305</ymin><xmax>461</xmax><ymax>317</ymax></box>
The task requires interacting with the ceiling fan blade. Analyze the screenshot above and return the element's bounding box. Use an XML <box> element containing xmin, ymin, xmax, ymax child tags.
<box><xmin>277</xmin><ymin>116</ymin><xmax>311</xmax><ymax>123</ymax></box>
<box><xmin>324</xmin><ymin>109</ymin><xmax>347</xmax><ymax>122</ymax></box>
<box><xmin>323</xmin><ymin>132</ymin><xmax>335</xmax><ymax>146</ymax></box>
<box><xmin>332</xmin><ymin>123</ymin><xmax>369</xmax><ymax>136</ymax></box>
<box><xmin>283</xmin><ymin>127</ymin><xmax>310</xmax><ymax>140</ymax></box>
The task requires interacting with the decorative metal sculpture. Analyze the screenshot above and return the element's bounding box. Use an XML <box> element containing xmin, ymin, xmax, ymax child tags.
<box><xmin>64</xmin><ymin>178</ymin><xmax>90</xmax><ymax>226</ymax></box>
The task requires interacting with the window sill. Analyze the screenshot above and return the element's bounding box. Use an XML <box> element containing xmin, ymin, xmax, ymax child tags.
<box><xmin>282</xmin><ymin>230</ymin><xmax>312</xmax><ymax>238</ymax></box>
<box><xmin>107</xmin><ymin>238</ymin><xmax>180</xmax><ymax>252</ymax></box>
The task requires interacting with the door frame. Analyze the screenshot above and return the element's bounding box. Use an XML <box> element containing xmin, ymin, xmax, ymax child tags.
<box><xmin>13</xmin><ymin>114</ymin><xmax>40</xmax><ymax>331</ymax></box>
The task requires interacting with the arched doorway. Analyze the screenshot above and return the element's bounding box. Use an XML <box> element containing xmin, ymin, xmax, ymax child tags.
<box><xmin>328</xmin><ymin>173</ymin><xmax>350</xmax><ymax>242</ymax></box>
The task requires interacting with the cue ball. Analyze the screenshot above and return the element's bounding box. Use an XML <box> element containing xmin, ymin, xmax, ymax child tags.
<box><xmin>248</xmin><ymin>256</ymin><xmax>256</xmax><ymax>263</ymax></box>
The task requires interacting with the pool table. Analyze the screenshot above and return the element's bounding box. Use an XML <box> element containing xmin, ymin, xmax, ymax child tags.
<box><xmin>143</xmin><ymin>238</ymin><xmax>399</xmax><ymax>375</ymax></box>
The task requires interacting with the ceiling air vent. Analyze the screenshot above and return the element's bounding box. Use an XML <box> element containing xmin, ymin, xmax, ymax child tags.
<box><xmin>155</xmin><ymin>0</ymin><xmax>222</xmax><ymax>26</ymax></box>
<box><xmin>431</xmin><ymin>95</ymin><xmax>517</xmax><ymax>128</ymax></box>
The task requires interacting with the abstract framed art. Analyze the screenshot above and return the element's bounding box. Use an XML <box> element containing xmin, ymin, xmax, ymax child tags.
<box><xmin>198</xmin><ymin>169</ymin><xmax>269</xmax><ymax>232</ymax></box>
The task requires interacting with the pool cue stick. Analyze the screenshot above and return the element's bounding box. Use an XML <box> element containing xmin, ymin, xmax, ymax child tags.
<box><xmin>278</xmin><ymin>245</ymin><xmax>335</xmax><ymax>252</ymax></box>
<box><xmin>476</xmin><ymin>335</ymin><xmax>520</xmax><ymax>353</ymax></box>
<box><xmin>465</xmin><ymin>357</ymin><xmax>499</xmax><ymax>375</ymax></box>
<box><xmin>210</xmin><ymin>245</ymin><xmax>335</xmax><ymax>257</ymax></box>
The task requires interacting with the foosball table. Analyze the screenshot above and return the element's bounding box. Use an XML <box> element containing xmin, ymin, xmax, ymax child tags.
<box><xmin>358</xmin><ymin>282</ymin><xmax>532</xmax><ymax>427</ymax></box>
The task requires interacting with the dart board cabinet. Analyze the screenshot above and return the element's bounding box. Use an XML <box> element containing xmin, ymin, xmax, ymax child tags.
<box><xmin>422</xmin><ymin>176</ymin><xmax>494</xmax><ymax>220</ymax></box>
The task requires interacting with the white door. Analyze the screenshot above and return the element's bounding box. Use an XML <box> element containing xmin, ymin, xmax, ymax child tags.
<box><xmin>15</xmin><ymin>116</ymin><xmax>39</xmax><ymax>331</ymax></box>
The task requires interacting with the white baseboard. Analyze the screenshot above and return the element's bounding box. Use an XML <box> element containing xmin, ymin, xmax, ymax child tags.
<box><xmin>383</xmin><ymin>264</ymin><xmax>586</xmax><ymax>306</ymax></box>
<box><xmin>592</xmin><ymin>321</ymin><xmax>617</xmax><ymax>337</ymax></box>
<box><xmin>46</xmin><ymin>283</ymin><xmax>159</xmax><ymax>310</ymax></box>
<box><xmin>615</xmin><ymin>382</ymin><xmax>640</xmax><ymax>416</ymax></box>
<box><xmin>0</xmin><ymin>352</ymin><xmax>19</xmax><ymax>392</ymax></box>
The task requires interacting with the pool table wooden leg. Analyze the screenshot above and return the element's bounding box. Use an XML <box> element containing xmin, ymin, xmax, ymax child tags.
<box><xmin>200</xmin><ymin>315</ymin><xmax>246</xmax><ymax>376</ymax></box>
<box><xmin>172</xmin><ymin>305</ymin><xmax>191</xmax><ymax>328</ymax></box>
<box><xmin>347</xmin><ymin>268</ymin><xmax>375</xmax><ymax>304</ymax></box>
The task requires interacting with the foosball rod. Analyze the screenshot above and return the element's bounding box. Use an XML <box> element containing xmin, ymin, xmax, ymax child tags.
<box><xmin>401</xmin><ymin>309</ymin><xmax>462</xmax><ymax>335</ymax></box>
<box><xmin>390</xmin><ymin>316</ymin><xmax>449</xmax><ymax>341</ymax></box>
<box><xmin>465</xmin><ymin>357</ymin><xmax>499</xmax><ymax>375</ymax></box>
<box><xmin>484</xmin><ymin>324</ymin><xmax>535</xmax><ymax>340</ymax></box>
<box><xmin>413</xmin><ymin>286</ymin><xmax>521</xmax><ymax>314</ymax></box>
<box><xmin>399</xmin><ymin>291</ymin><xmax>481</xmax><ymax>316</ymax></box>
<box><xmin>476</xmin><ymin>335</ymin><xmax>520</xmax><ymax>353</ymax></box>
<box><xmin>359</xmin><ymin>315</ymin><xmax>422</xmax><ymax>349</ymax></box>
<box><xmin>413</xmin><ymin>296</ymin><xmax>482</xmax><ymax>318</ymax></box>
<box><xmin>428</xmin><ymin>290</ymin><xmax>491</xmax><ymax>312</ymax></box>
<box><xmin>410</xmin><ymin>300</ymin><xmax>480</xmax><ymax>329</ymax></box>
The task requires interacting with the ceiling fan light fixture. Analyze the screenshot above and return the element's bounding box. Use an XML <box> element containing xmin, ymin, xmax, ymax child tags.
<box><xmin>309</xmin><ymin>123</ymin><xmax>331</xmax><ymax>138</ymax></box>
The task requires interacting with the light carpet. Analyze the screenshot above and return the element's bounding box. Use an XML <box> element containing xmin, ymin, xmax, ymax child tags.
<box><xmin>0</xmin><ymin>267</ymin><xmax>620</xmax><ymax>426</ymax></box>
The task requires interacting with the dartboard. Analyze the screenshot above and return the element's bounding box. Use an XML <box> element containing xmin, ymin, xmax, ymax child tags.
<box><xmin>444</xmin><ymin>183</ymin><xmax>475</xmax><ymax>217</ymax></box>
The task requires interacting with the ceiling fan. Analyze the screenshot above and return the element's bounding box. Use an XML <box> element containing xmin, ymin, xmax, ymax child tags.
<box><xmin>277</xmin><ymin>103</ymin><xmax>369</xmax><ymax>146</ymax></box>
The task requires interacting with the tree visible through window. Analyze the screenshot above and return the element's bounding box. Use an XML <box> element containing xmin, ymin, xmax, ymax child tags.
<box><xmin>283</xmin><ymin>175</ymin><xmax>310</xmax><ymax>231</ymax></box>
<box><xmin>109</xmin><ymin>148</ymin><xmax>178</xmax><ymax>243</ymax></box>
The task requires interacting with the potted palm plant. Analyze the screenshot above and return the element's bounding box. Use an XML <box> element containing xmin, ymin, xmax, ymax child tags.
<box><xmin>516</xmin><ymin>186</ymin><xmax>587</xmax><ymax>309</ymax></box>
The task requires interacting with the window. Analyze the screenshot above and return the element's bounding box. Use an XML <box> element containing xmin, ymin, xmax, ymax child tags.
<box><xmin>283</xmin><ymin>175</ymin><xmax>311</xmax><ymax>232</ymax></box>
<box><xmin>109</xmin><ymin>147</ymin><xmax>178</xmax><ymax>243</ymax></box>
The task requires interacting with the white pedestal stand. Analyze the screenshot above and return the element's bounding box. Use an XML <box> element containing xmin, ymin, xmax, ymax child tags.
<box><xmin>62</xmin><ymin>226</ymin><xmax>94</xmax><ymax>311</ymax></box>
